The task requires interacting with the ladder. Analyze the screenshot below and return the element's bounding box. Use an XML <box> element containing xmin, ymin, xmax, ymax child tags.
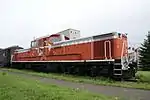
<box><xmin>113</xmin><ymin>41</ymin><xmax>125</xmax><ymax>78</ymax></box>
<box><xmin>113</xmin><ymin>63</ymin><xmax>123</xmax><ymax>77</ymax></box>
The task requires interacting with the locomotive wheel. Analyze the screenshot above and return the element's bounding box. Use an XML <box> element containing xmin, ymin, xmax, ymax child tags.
<box><xmin>69</xmin><ymin>66</ymin><xmax>75</xmax><ymax>74</ymax></box>
<box><xmin>90</xmin><ymin>66</ymin><xmax>97</xmax><ymax>77</ymax></box>
<box><xmin>76</xmin><ymin>66</ymin><xmax>83</xmax><ymax>76</ymax></box>
<box><xmin>59</xmin><ymin>63</ymin><xmax>65</xmax><ymax>73</ymax></box>
<box><xmin>74</xmin><ymin>67</ymin><xmax>79</xmax><ymax>75</ymax></box>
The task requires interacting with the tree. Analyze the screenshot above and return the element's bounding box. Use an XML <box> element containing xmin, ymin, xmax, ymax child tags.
<box><xmin>139</xmin><ymin>31</ymin><xmax>150</xmax><ymax>70</ymax></box>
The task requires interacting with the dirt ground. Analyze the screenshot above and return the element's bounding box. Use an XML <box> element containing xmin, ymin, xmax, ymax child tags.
<box><xmin>0</xmin><ymin>70</ymin><xmax>150</xmax><ymax>100</ymax></box>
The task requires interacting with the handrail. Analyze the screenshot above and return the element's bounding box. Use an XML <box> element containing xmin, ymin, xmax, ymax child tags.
<box><xmin>104</xmin><ymin>40</ymin><xmax>112</xmax><ymax>59</ymax></box>
<box><xmin>121</xmin><ymin>41</ymin><xmax>125</xmax><ymax>58</ymax></box>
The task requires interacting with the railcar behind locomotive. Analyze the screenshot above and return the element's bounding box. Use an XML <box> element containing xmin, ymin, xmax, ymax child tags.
<box><xmin>0</xmin><ymin>46</ymin><xmax>23</xmax><ymax>67</ymax></box>
<box><xmin>11</xmin><ymin>29</ymin><xmax>138</xmax><ymax>79</ymax></box>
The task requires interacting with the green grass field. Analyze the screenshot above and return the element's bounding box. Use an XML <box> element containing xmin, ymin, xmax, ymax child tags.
<box><xmin>1</xmin><ymin>68</ymin><xmax>150</xmax><ymax>90</ymax></box>
<box><xmin>135</xmin><ymin>71</ymin><xmax>150</xmax><ymax>83</ymax></box>
<box><xmin>0</xmin><ymin>72</ymin><xmax>118</xmax><ymax>100</ymax></box>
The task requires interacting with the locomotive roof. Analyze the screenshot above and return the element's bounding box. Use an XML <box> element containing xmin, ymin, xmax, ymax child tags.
<box><xmin>53</xmin><ymin>32</ymin><xmax>120</xmax><ymax>45</ymax></box>
<box><xmin>16</xmin><ymin>32</ymin><xmax>127</xmax><ymax>53</ymax></box>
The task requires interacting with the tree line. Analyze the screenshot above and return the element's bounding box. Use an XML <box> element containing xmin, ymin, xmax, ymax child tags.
<box><xmin>139</xmin><ymin>31</ymin><xmax>150</xmax><ymax>71</ymax></box>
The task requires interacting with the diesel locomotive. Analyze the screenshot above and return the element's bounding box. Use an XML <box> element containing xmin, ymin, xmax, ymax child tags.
<box><xmin>1</xmin><ymin>29</ymin><xmax>138</xmax><ymax>79</ymax></box>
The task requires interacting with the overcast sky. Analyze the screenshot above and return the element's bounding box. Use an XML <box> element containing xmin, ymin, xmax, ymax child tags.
<box><xmin>0</xmin><ymin>0</ymin><xmax>149</xmax><ymax>48</ymax></box>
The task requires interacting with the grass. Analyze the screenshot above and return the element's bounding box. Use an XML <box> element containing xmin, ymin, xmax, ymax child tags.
<box><xmin>135</xmin><ymin>71</ymin><xmax>150</xmax><ymax>83</ymax></box>
<box><xmin>1</xmin><ymin>68</ymin><xmax>150</xmax><ymax>90</ymax></box>
<box><xmin>0</xmin><ymin>72</ymin><xmax>119</xmax><ymax>100</ymax></box>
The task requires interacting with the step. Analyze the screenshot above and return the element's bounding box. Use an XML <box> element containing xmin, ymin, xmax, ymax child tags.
<box><xmin>114</xmin><ymin>63</ymin><xmax>122</xmax><ymax>65</ymax></box>
<box><xmin>113</xmin><ymin>74</ymin><xmax>122</xmax><ymax>75</ymax></box>
<box><xmin>114</xmin><ymin>66</ymin><xmax>122</xmax><ymax>68</ymax></box>
<box><xmin>113</xmin><ymin>69</ymin><xmax>122</xmax><ymax>70</ymax></box>
<box><xmin>114</xmin><ymin>67</ymin><xmax>122</xmax><ymax>69</ymax></box>
<box><xmin>113</xmin><ymin>70</ymin><xmax>122</xmax><ymax>74</ymax></box>
<box><xmin>114</xmin><ymin>70</ymin><xmax>122</xmax><ymax>72</ymax></box>
<box><xmin>114</xmin><ymin>72</ymin><xmax>122</xmax><ymax>74</ymax></box>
